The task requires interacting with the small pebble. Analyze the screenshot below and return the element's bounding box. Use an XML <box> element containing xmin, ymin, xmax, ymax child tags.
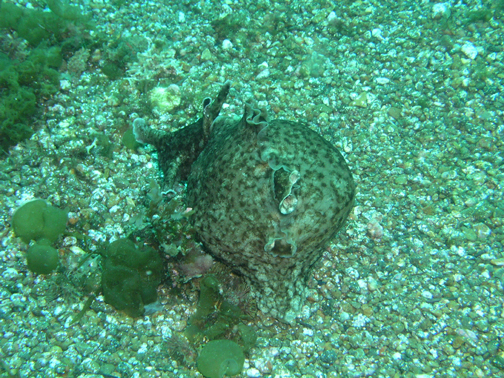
<box><xmin>461</xmin><ymin>42</ymin><xmax>478</xmax><ymax>60</ymax></box>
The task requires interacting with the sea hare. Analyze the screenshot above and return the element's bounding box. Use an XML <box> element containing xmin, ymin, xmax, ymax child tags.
<box><xmin>134</xmin><ymin>82</ymin><xmax>355</xmax><ymax>322</ymax></box>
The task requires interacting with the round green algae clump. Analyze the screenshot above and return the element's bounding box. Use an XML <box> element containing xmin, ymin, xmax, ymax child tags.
<box><xmin>197</xmin><ymin>339</ymin><xmax>245</xmax><ymax>378</ymax></box>
<box><xmin>26</xmin><ymin>243</ymin><xmax>59</xmax><ymax>274</ymax></box>
<box><xmin>12</xmin><ymin>199</ymin><xmax>67</xmax><ymax>243</ymax></box>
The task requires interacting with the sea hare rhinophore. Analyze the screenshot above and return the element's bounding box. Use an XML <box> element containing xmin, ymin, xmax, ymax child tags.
<box><xmin>134</xmin><ymin>82</ymin><xmax>355</xmax><ymax>322</ymax></box>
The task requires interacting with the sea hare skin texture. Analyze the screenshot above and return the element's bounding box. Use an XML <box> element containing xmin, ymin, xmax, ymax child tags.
<box><xmin>134</xmin><ymin>82</ymin><xmax>355</xmax><ymax>322</ymax></box>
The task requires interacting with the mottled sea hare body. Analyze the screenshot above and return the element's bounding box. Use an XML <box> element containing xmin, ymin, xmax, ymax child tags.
<box><xmin>135</xmin><ymin>82</ymin><xmax>355</xmax><ymax>322</ymax></box>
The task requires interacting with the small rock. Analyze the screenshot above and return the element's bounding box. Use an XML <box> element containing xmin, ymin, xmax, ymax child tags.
<box><xmin>60</xmin><ymin>79</ymin><xmax>71</xmax><ymax>91</ymax></box>
<box><xmin>351</xmin><ymin>92</ymin><xmax>368</xmax><ymax>107</ymax></box>
<box><xmin>367</xmin><ymin>277</ymin><xmax>380</xmax><ymax>291</ymax></box>
<box><xmin>461</xmin><ymin>42</ymin><xmax>478</xmax><ymax>60</ymax></box>
<box><xmin>388</xmin><ymin>106</ymin><xmax>402</xmax><ymax>120</ymax></box>
<box><xmin>222</xmin><ymin>39</ymin><xmax>233</xmax><ymax>50</ymax></box>
<box><xmin>421</xmin><ymin>290</ymin><xmax>433</xmax><ymax>300</ymax></box>
<box><xmin>464</xmin><ymin>227</ymin><xmax>477</xmax><ymax>241</ymax></box>
<box><xmin>375</xmin><ymin>77</ymin><xmax>390</xmax><ymax>85</ymax></box>
<box><xmin>81</xmin><ymin>358</ymin><xmax>100</xmax><ymax>373</ymax></box>
<box><xmin>452</xmin><ymin>336</ymin><xmax>465</xmax><ymax>349</ymax></box>
<box><xmin>320</xmin><ymin>350</ymin><xmax>338</xmax><ymax>364</ymax></box>
<box><xmin>246</xmin><ymin>368</ymin><xmax>262</xmax><ymax>377</ymax></box>
<box><xmin>2</xmin><ymin>268</ymin><xmax>19</xmax><ymax>280</ymax></box>
<box><xmin>201</xmin><ymin>48</ymin><xmax>213</xmax><ymax>61</ymax></box>
<box><xmin>490</xmin><ymin>355</ymin><xmax>504</xmax><ymax>370</ymax></box>
<box><xmin>327</xmin><ymin>11</ymin><xmax>337</xmax><ymax>23</ymax></box>
<box><xmin>371</xmin><ymin>28</ymin><xmax>384</xmax><ymax>41</ymax></box>
<box><xmin>491</xmin><ymin>258</ymin><xmax>504</xmax><ymax>266</ymax></box>
<box><xmin>488</xmin><ymin>339</ymin><xmax>501</xmax><ymax>355</ymax></box>
<box><xmin>474</xmin><ymin>223</ymin><xmax>491</xmax><ymax>239</ymax></box>
<box><xmin>256</xmin><ymin>69</ymin><xmax>270</xmax><ymax>80</ymax></box>
<box><xmin>149</xmin><ymin>84</ymin><xmax>181</xmax><ymax>113</ymax></box>
<box><xmin>432</xmin><ymin>3</ymin><xmax>450</xmax><ymax>19</ymax></box>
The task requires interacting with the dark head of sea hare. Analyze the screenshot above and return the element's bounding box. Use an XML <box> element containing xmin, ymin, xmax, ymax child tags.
<box><xmin>134</xmin><ymin>82</ymin><xmax>355</xmax><ymax>322</ymax></box>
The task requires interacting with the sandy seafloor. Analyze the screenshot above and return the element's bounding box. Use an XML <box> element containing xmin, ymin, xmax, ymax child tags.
<box><xmin>1</xmin><ymin>0</ymin><xmax>504</xmax><ymax>377</ymax></box>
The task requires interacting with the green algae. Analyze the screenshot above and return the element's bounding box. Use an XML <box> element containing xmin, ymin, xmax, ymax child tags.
<box><xmin>101</xmin><ymin>238</ymin><xmax>164</xmax><ymax>317</ymax></box>
<box><xmin>185</xmin><ymin>275</ymin><xmax>256</xmax><ymax>351</ymax></box>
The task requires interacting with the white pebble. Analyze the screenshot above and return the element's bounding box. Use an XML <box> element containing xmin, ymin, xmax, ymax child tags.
<box><xmin>432</xmin><ymin>3</ymin><xmax>450</xmax><ymax>19</ymax></box>
<box><xmin>368</xmin><ymin>277</ymin><xmax>379</xmax><ymax>291</ymax></box>
<box><xmin>327</xmin><ymin>11</ymin><xmax>337</xmax><ymax>23</ymax></box>
<box><xmin>371</xmin><ymin>28</ymin><xmax>384</xmax><ymax>41</ymax></box>
<box><xmin>269</xmin><ymin>347</ymin><xmax>280</xmax><ymax>357</ymax></box>
<box><xmin>461</xmin><ymin>42</ymin><xmax>478</xmax><ymax>60</ymax></box>
<box><xmin>258</xmin><ymin>61</ymin><xmax>268</xmax><ymax>70</ymax></box>
<box><xmin>352</xmin><ymin>313</ymin><xmax>370</xmax><ymax>328</ymax></box>
<box><xmin>53</xmin><ymin>305</ymin><xmax>65</xmax><ymax>317</ymax></box>
<box><xmin>137</xmin><ymin>342</ymin><xmax>148</xmax><ymax>355</ymax></box>
<box><xmin>10</xmin><ymin>293</ymin><xmax>26</xmax><ymax>307</ymax></box>
<box><xmin>357</xmin><ymin>279</ymin><xmax>368</xmax><ymax>290</ymax></box>
<box><xmin>303</xmin><ymin>328</ymin><xmax>314</xmax><ymax>336</ymax></box>
<box><xmin>256</xmin><ymin>69</ymin><xmax>270</xmax><ymax>80</ymax></box>
<box><xmin>60</xmin><ymin>79</ymin><xmax>71</xmax><ymax>91</ymax></box>
<box><xmin>2</xmin><ymin>268</ymin><xmax>19</xmax><ymax>280</ymax></box>
<box><xmin>222</xmin><ymin>39</ymin><xmax>233</xmax><ymax>50</ymax></box>
<box><xmin>375</xmin><ymin>77</ymin><xmax>390</xmax><ymax>85</ymax></box>
<box><xmin>246</xmin><ymin>368</ymin><xmax>261</xmax><ymax>378</ymax></box>
<box><xmin>421</xmin><ymin>290</ymin><xmax>433</xmax><ymax>300</ymax></box>
<box><xmin>109</xmin><ymin>205</ymin><xmax>121</xmax><ymax>215</ymax></box>
<box><xmin>160</xmin><ymin>324</ymin><xmax>172</xmax><ymax>339</ymax></box>
<box><xmin>69</xmin><ymin>246</ymin><xmax>85</xmax><ymax>255</ymax></box>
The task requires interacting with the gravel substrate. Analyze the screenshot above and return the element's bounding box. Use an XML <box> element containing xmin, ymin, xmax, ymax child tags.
<box><xmin>1</xmin><ymin>0</ymin><xmax>504</xmax><ymax>377</ymax></box>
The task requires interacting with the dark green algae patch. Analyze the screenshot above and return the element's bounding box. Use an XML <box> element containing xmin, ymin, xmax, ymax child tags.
<box><xmin>187</xmin><ymin>274</ymin><xmax>256</xmax><ymax>378</ymax></box>
<box><xmin>0</xmin><ymin>0</ymin><xmax>99</xmax><ymax>155</ymax></box>
<box><xmin>0</xmin><ymin>45</ymin><xmax>62</xmax><ymax>155</ymax></box>
<box><xmin>185</xmin><ymin>275</ymin><xmax>257</xmax><ymax>350</ymax></box>
<box><xmin>101</xmin><ymin>238</ymin><xmax>164</xmax><ymax>318</ymax></box>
